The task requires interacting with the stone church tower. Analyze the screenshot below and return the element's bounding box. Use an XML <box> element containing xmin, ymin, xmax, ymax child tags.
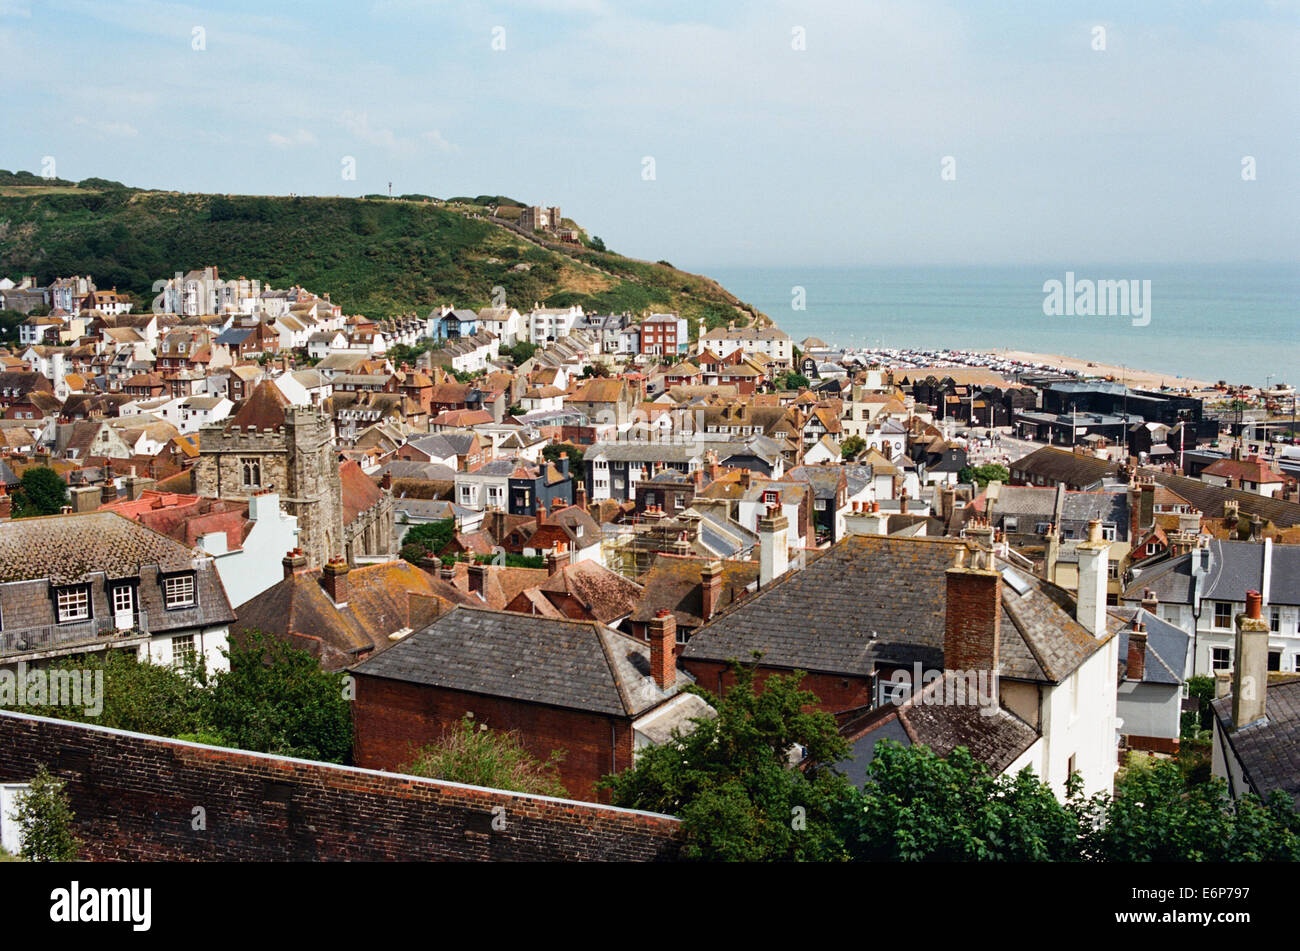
<box><xmin>194</xmin><ymin>381</ymin><xmax>345</xmax><ymax>569</ymax></box>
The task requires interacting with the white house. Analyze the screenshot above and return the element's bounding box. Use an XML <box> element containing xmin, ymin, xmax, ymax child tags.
<box><xmin>477</xmin><ymin>306</ymin><xmax>524</xmax><ymax>347</ymax></box>
<box><xmin>196</xmin><ymin>491</ymin><xmax>301</xmax><ymax>608</ymax></box>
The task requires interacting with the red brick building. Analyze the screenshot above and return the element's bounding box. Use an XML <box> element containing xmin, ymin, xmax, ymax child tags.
<box><xmin>351</xmin><ymin>605</ymin><xmax>710</xmax><ymax>801</ymax></box>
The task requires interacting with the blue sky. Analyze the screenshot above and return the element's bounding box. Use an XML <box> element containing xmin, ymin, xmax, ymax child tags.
<box><xmin>1</xmin><ymin>0</ymin><xmax>1296</xmax><ymax>269</ymax></box>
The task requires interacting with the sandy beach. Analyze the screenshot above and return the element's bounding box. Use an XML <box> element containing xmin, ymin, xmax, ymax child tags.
<box><xmin>982</xmin><ymin>349</ymin><xmax>1219</xmax><ymax>393</ymax></box>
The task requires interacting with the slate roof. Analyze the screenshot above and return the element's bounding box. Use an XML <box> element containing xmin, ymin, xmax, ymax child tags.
<box><xmin>1107</xmin><ymin>607</ymin><xmax>1188</xmax><ymax>685</ymax></box>
<box><xmin>233</xmin><ymin>560</ymin><xmax>474</xmax><ymax>668</ymax></box>
<box><xmin>683</xmin><ymin>535</ymin><xmax>1106</xmax><ymax>684</ymax></box>
<box><xmin>632</xmin><ymin>554</ymin><xmax>759</xmax><ymax>628</ymax></box>
<box><xmin>1212</xmin><ymin>676</ymin><xmax>1300</xmax><ymax>807</ymax></box>
<box><xmin>1124</xmin><ymin>539</ymin><xmax>1300</xmax><ymax>607</ymax></box>
<box><xmin>350</xmin><ymin>605</ymin><xmax>693</xmax><ymax>717</ymax></box>
<box><xmin>855</xmin><ymin>672</ymin><xmax>1038</xmax><ymax>773</ymax></box>
<box><xmin>1010</xmin><ymin>446</ymin><xmax>1116</xmax><ymax>488</ymax></box>
<box><xmin>0</xmin><ymin>511</ymin><xmax>196</xmax><ymax>584</ymax></box>
<box><xmin>0</xmin><ymin>511</ymin><xmax>234</xmax><ymax>636</ymax></box>
<box><xmin>1148</xmin><ymin>471</ymin><xmax>1300</xmax><ymax>528</ymax></box>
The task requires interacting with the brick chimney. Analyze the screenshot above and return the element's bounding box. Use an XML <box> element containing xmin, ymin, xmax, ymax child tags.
<box><xmin>701</xmin><ymin>560</ymin><xmax>723</xmax><ymax>621</ymax></box>
<box><xmin>282</xmin><ymin>547</ymin><xmax>307</xmax><ymax>579</ymax></box>
<box><xmin>649</xmin><ymin>609</ymin><xmax>676</xmax><ymax>688</ymax></box>
<box><xmin>100</xmin><ymin>481</ymin><xmax>118</xmax><ymax>505</ymax></box>
<box><xmin>899</xmin><ymin>490</ymin><xmax>909</xmax><ymax>515</ymax></box>
<box><xmin>1140</xmin><ymin>588</ymin><xmax>1158</xmax><ymax>615</ymax></box>
<box><xmin>1231</xmin><ymin>589</ymin><xmax>1269</xmax><ymax>729</ymax></box>
<box><xmin>943</xmin><ymin>546</ymin><xmax>1001</xmax><ymax>673</ymax></box>
<box><xmin>380</xmin><ymin>470</ymin><xmax>393</xmax><ymax>490</ymax></box>
<box><xmin>1126</xmin><ymin>622</ymin><xmax>1147</xmax><ymax>681</ymax></box>
<box><xmin>321</xmin><ymin>556</ymin><xmax>350</xmax><ymax>606</ymax></box>
<box><xmin>0</xmin><ymin>493</ymin><xmax>10</xmax><ymax>520</ymax></box>
<box><xmin>547</xmin><ymin>540</ymin><xmax>570</xmax><ymax>576</ymax></box>
<box><xmin>467</xmin><ymin>562</ymin><xmax>488</xmax><ymax>595</ymax></box>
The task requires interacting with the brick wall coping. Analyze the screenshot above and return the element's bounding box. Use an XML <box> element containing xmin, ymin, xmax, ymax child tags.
<box><xmin>0</xmin><ymin>709</ymin><xmax>680</xmax><ymax>823</ymax></box>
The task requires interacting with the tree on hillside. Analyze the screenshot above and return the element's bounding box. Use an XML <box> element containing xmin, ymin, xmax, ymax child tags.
<box><xmin>588</xmin><ymin>235</ymin><xmax>607</xmax><ymax>252</ymax></box>
<box><xmin>958</xmin><ymin>463</ymin><xmax>1009</xmax><ymax>487</ymax></box>
<box><xmin>601</xmin><ymin>663</ymin><xmax>852</xmax><ymax>861</ymax></box>
<box><xmin>841</xmin><ymin>435</ymin><xmax>866</xmax><ymax>459</ymax></box>
<box><xmin>14</xmin><ymin>765</ymin><xmax>82</xmax><ymax>862</ymax></box>
<box><xmin>775</xmin><ymin>371</ymin><xmax>810</xmax><ymax>391</ymax></box>
<box><xmin>13</xmin><ymin>466</ymin><xmax>67</xmax><ymax>518</ymax></box>
<box><xmin>403</xmin><ymin>715</ymin><xmax>568</xmax><ymax>797</ymax></box>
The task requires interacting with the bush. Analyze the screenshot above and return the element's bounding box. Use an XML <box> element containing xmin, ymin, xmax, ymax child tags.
<box><xmin>14</xmin><ymin>765</ymin><xmax>82</xmax><ymax>862</ymax></box>
<box><xmin>403</xmin><ymin>715</ymin><xmax>568</xmax><ymax>797</ymax></box>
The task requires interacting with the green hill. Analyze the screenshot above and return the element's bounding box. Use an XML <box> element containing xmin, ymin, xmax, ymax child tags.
<box><xmin>0</xmin><ymin>171</ymin><xmax>765</xmax><ymax>338</ymax></box>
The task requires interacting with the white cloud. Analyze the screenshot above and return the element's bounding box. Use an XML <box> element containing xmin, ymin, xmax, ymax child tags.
<box><xmin>338</xmin><ymin>111</ymin><xmax>459</xmax><ymax>155</ymax></box>
<box><xmin>420</xmin><ymin>130</ymin><xmax>459</xmax><ymax>153</ymax></box>
<box><xmin>268</xmin><ymin>129</ymin><xmax>319</xmax><ymax>148</ymax></box>
<box><xmin>73</xmin><ymin>116</ymin><xmax>138</xmax><ymax>137</ymax></box>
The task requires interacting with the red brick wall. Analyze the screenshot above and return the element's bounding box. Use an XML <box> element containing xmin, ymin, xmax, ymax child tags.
<box><xmin>0</xmin><ymin>710</ymin><xmax>679</xmax><ymax>862</ymax></box>
<box><xmin>352</xmin><ymin>675</ymin><xmax>635</xmax><ymax>803</ymax></box>
<box><xmin>943</xmin><ymin>568</ymin><xmax>1001</xmax><ymax>672</ymax></box>
<box><xmin>680</xmin><ymin>659</ymin><xmax>873</xmax><ymax>714</ymax></box>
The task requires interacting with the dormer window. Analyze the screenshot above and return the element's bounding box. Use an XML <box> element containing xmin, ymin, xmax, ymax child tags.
<box><xmin>56</xmin><ymin>586</ymin><xmax>91</xmax><ymax>623</ymax></box>
<box><xmin>164</xmin><ymin>574</ymin><xmax>196</xmax><ymax>609</ymax></box>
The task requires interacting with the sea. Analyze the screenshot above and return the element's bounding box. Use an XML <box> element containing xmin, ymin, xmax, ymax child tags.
<box><xmin>702</xmin><ymin>263</ymin><xmax>1299</xmax><ymax>388</ymax></box>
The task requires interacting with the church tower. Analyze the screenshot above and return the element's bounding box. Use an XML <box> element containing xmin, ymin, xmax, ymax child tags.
<box><xmin>194</xmin><ymin>381</ymin><xmax>344</xmax><ymax>568</ymax></box>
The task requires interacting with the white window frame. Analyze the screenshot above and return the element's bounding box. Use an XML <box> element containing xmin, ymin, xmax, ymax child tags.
<box><xmin>56</xmin><ymin>586</ymin><xmax>90</xmax><ymax>623</ymax></box>
<box><xmin>171</xmin><ymin>634</ymin><xmax>197</xmax><ymax>668</ymax></box>
<box><xmin>164</xmin><ymin>574</ymin><xmax>196</xmax><ymax>609</ymax></box>
<box><xmin>112</xmin><ymin>584</ymin><xmax>134</xmax><ymax>615</ymax></box>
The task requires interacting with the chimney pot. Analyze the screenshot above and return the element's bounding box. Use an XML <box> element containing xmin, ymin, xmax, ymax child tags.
<box><xmin>321</xmin><ymin>556</ymin><xmax>350</xmax><ymax>604</ymax></box>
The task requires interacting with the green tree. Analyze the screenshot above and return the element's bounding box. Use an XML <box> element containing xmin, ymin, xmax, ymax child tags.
<box><xmin>14</xmin><ymin>765</ymin><xmax>82</xmax><ymax>862</ymax></box>
<box><xmin>957</xmin><ymin>463</ymin><xmax>1010</xmax><ymax>487</ymax></box>
<box><xmin>15</xmin><ymin>651</ymin><xmax>210</xmax><ymax>737</ymax></box>
<box><xmin>541</xmin><ymin>442</ymin><xmax>583</xmax><ymax>470</ymax></box>
<box><xmin>400</xmin><ymin>518</ymin><xmax>456</xmax><ymax>562</ymax></box>
<box><xmin>403</xmin><ymin>715</ymin><xmax>568</xmax><ymax>797</ymax></box>
<box><xmin>842</xmin><ymin>742</ymin><xmax>1084</xmax><ymax>862</ymax></box>
<box><xmin>1081</xmin><ymin>755</ymin><xmax>1300</xmax><ymax>862</ymax></box>
<box><xmin>775</xmin><ymin>371</ymin><xmax>810</xmax><ymax>391</ymax></box>
<box><xmin>588</xmin><ymin>235</ymin><xmax>607</xmax><ymax>252</ymax></box>
<box><xmin>13</xmin><ymin>466</ymin><xmax>67</xmax><ymax>517</ymax></box>
<box><xmin>206</xmin><ymin>630</ymin><xmax>353</xmax><ymax>763</ymax></box>
<box><xmin>601</xmin><ymin>663</ymin><xmax>853</xmax><ymax>861</ymax></box>
<box><xmin>506</xmin><ymin>340</ymin><xmax>538</xmax><ymax>365</ymax></box>
<box><xmin>841</xmin><ymin>435</ymin><xmax>866</xmax><ymax>459</ymax></box>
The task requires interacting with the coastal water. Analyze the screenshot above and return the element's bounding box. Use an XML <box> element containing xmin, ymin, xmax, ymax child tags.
<box><xmin>703</xmin><ymin>264</ymin><xmax>1299</xmax><ymax>387</ymax></box>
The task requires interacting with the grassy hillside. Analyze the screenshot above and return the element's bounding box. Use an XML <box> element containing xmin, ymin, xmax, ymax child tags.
<box><xmin>0</xmin><ymin>171</ymin><xmax>765</xmax><ymax>338</ymax></box>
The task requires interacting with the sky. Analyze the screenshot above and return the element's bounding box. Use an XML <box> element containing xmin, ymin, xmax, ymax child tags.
<box><xmin>0</xmin><ymin>0</ymin><xmax>1297</xmax><ymax>269</ymax></box>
